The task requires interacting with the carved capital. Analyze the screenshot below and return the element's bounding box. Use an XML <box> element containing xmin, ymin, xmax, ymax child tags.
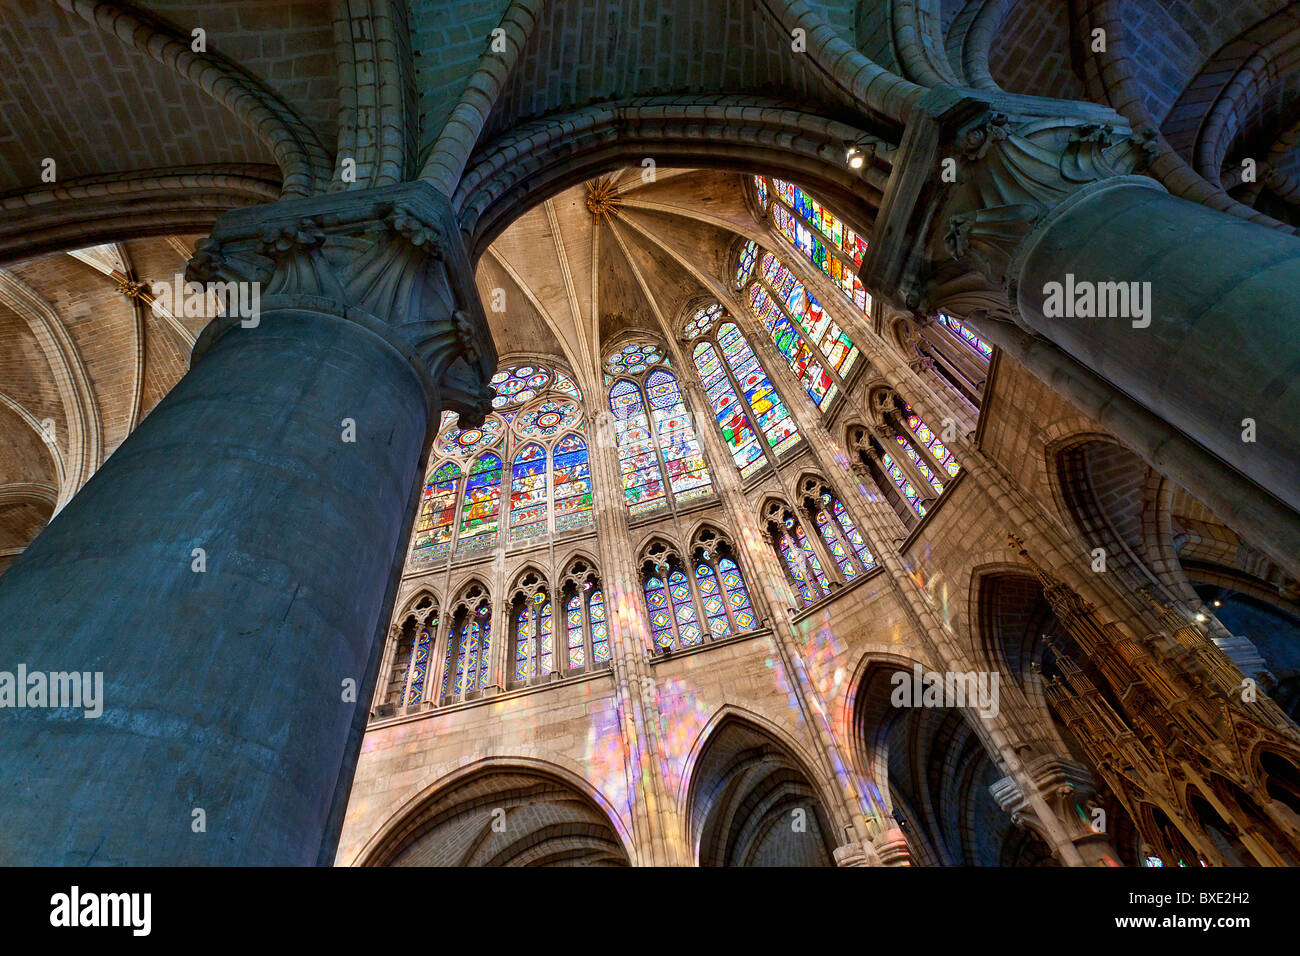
<box><xmin>861</xmin><ymin>90</ymin><xmax>1156</xmax><ymax>316</ymax></box>
<box><xmin>991</xmin><ymin>754</ymin><xmax>1112</xmax><ymax>854</ymax></box>
<box><xmin>190</xmin><ymin>182</ymin><xmax>496</xmax><ymax>416</ymax></box>
<box><xmin>942</xmin><ymin>115</ymin><xmax>1154</xmax><ymax>289</ymax></box>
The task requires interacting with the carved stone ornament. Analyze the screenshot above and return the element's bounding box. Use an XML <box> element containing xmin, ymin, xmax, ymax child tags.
<box><xmin>186</xmin><ymin>182</ymin><xmax>497</xmax><ymax>425</ymax></box>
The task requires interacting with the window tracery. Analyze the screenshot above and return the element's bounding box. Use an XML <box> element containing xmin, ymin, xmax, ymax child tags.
<box><xmin>410</xmin><ymin>363</ymin><xmax>593</xmax><ymax>568</ymax></box>
<box><xmin>606</xmin><ymin>341</ymin><xmax>712</xmax><ymax>516</ymax></box>
<box><xmin>559</xmin><ymin>559</ymin><xmax>610</xmax><ymax>673</ymax></box>
<box><xmin>686</xmin><ymin>305</ymin><xmax>800</xmax><ymax>478</ymax></box>
<box><xmin>797</xmin><ymin>477</ymin><xmax>877</xmax><ymax>581</ymax></box>
<box><xmin>442</xmin><ymin>584</ymin><xmax>493</xmax><ymax>703</ymax></box>
<box><xmin>639</xmin><ymin>533</ymin><xmax>757</xmax><ymax>651</ymax></box>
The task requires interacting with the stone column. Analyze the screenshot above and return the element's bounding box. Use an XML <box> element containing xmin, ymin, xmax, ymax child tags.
<box><xmin>862</xmin><ymin>89</ymin><xmax>1300</xmax><ymax>539</ymax></box>
<box><xmin>671</xmin><ymin>365</ymin><xmax>897</xmax><ymax>864</ymax></box>
<box><xmin>585</xmin><ymin>408</ymin><xmax>686</xmax><ymax>866</ymax></box>
<box><xmin>0</xmin><ymin>182</ymin><xmax>495</xmax><ymax>865</ymax></box>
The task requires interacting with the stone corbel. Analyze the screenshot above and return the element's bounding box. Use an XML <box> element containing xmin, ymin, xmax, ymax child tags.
<box><xmin>861</xmin><ymin>88</ymin><xmax>1158</xmax><ymax>319</ymax></box>
<box><xmin>991</xmin><ymin>753</ymin><xmax>1117</xmax><ymax>864</ymax></box>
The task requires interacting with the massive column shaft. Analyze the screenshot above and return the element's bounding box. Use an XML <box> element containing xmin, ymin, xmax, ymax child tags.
<box><xmin>863</xmin><ymin>90</ymin><xmax>1300</xmax><ymax>526</ymax></box>
<box><xmin>0</xmin><ymin>182</ymin><xmax>495</xmax><ymax>865</ymax></box>
<box><xmin>1014</xmin><ymin>178</ymin><xmax>1300</xmax><ymax>514</ymax></box>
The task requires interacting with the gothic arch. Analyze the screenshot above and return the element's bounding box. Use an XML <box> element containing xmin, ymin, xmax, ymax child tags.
<box><xmin>849</xmin><ymin>655</ymin><xmax>1055</xmax><ymax>866</ymax></box>
<box><xmin>397</xmin><ymin>588</ymin><xmax>440</xmax><ymax>619</ymax></box>
<box><xmin>679</xmin><ymin>708</ymin><xmax>844</xmax><ymax>867</ymax></box>
<box><xmin>454</xmin><ymin>96</ymin><xmax>892</xmax><ymax>258</ymax></box>
<box><xmin>354</xmin><ymin>758</ymin><xmax>634</xmax><ymax>867</ymax></box>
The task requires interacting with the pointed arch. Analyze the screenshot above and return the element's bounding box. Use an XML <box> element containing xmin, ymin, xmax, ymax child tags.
<box><xmin>682</xmin><ymin>709</ymin><xmax>842</xmax><ymax>867</ymax></box>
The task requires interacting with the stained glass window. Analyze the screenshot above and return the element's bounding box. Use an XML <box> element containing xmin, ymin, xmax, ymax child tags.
<box><xmin>447</xmin><ymin>601</ymin><xmax>492</xmax><ymax>698</ymax></box>
<box><xmin>695</xmin><ymin>340</ymin><xmax>764</xmax><ymax>477</ymax></box>
<box><xmin>605</xmin><ymin>342</ymin><xmax>666</xmax><ymax>378</ymax></box>
<box><xmin>685</xmin><ymin>302</ymin><xmax>723</xmax><ymax>340</ymax></box>
<box><xmin>459</xmin><ymin>453</ymin><xmax>503</xmax><ymax>554</ymax></box>
<box><xmin>514</xmin><ymin>590</ymin><xmax>554</xmax><ymax>681</ymax></box>
<box><xmin>717</xmin><ymin>558</ymin><xmax>756</xmax><ymax>630</ymax></box>
<box><xmin>411</xmin><ymin>462</ymin><xmax>460</xmax><ymax>566</ymax></box>
<box><xmin>815</xmin><ymin>508</ymin><xmax>857</xmax><ymax>580</ymax></box>
<box><xmin>695</xmin><ymin>562</ymin><xmax>731</xmax><ymax>637</ymax></box>
<box><xmin>490</xmin><ymin>365</ymin><xmax>553</xmax><ymax>410</ymax></box>
<box><xmin>553</xmin><ymin>370</ymin><xmax>583</xmax><ymax>400</ymax></box>
<box><xmin>827</xmin><ymin>495</ymin><xmax>875</xmax><ymax>572</ymax></box>
<box><xmin>644</xmin><ymin>575</ymin><xmax>674</xmax><ymax>649</ymax></box>
<box><xmin>747</xmin><ymin>282</ymin><xmax>835</xmax><ymax>410</ymax></box>
<box><xmin>904</xmin><ymin>406</ymin><xmax>961</xmax><ymax>477</ymax></box>
<box><xmin>778</xmin><ymin>516</ymin><xmax>831</xmax><ymax>606</ymax></box>
<box><xmin>566</xmin><ymin>593</ymin><xmax>585</xmax><ymax>669</ymax></box>
<box><xmin>895</xmin><ymin>435</ymin><xmax>945</xmax><ymax>495</ymax></box>
<box><xmin>669</xmin><ymin>569</ymin><xmax>703</xmax><ymax>647</ymax></box>
<box><xmin>881</xmin><ymin>451</ymin><xmax>927</xmax><ymax>518</ymax></box>
<box><xmin>779</xmin><ymin>531</ymin><xmax>816</xmax><ymax>606</ymax></box>
<box><xmin>404</xmin><ymin>616</ymin><xmax>436</xmax><ymax>704</ymax></box>
<box><xmin>553</xmin><ymin>434</ymin><xmax>593</xmax><ymax>531</ymax></box>
<box><xmin>590</xmin><ymin>588</ymin><xmax>609</xmax><ymax>662</ymax></box>
<box><xmin>758</xmin><ymin>253</ymin><xmax>858</xmax><ymax>380</ymax></box>
<box><xmin>415</xmin><ymin>364</ymin><xmax>594</xmax><ymax>565</ymax></box>
<box><xmin>718</xmin><ymin>322</ymin><xmax>799</xmax><ymax>458</ymax></box>
<box><xmin>563</xmin><ymin>581</ymin><xmax>610</xmax><ymax>671</ymax></box>
<box><xmin>435</xmin><ymin>416</ymin><xmax>506</xmax><ymax>457</ymax></box>
<box><xmin>760</xmin><ymin>176</ymin><xmax>871</xmax><ymax>314</ymax></box>
<box><xmin>754</xmin><ymin>176</ymin><xmax>768</xmax><ymax>210</ymax></box>
<box><xmin>609</xmin><ymin>363</ymin><xmax>711</xmax><ymax>516</ymax></box>
<box><xmin>692</xmin><ymin>312</ymin><xmax>800</xmax><ymax>479</ymax></box>
<box><xmin>509</xmin><ymin>443</ymin><xmax>548</xmax><ymax>542</ymax></box>
<box><xmin>610</xmin><ymin>378</ymin><xmax>667</xmax><ymax>515</ymax></box>
<box><xmin>515</xmin><ymin>397</ymin><xmax>581</xmax><ymax>439</ymax></box>
<box><xmin>938</xmin><ymin>313</ymin><xmax>992</xmax><ymax>358</ymax></box>
<box><xmin>735</xmin><ymin>239</ymin><xmax>759</xmax><ymax>288</ymax></box>
<box><xmin>645</xmin><ymin>368</ymin><xmax>712</xmax><ymax>504</ymax></box>
<box><xmin>795</xmin><ymin>520</ymin><xmax>831</xmax><ymax>598</ymax></box>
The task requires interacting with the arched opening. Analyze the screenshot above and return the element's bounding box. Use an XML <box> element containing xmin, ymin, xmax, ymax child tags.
<box><xmin>852</xmin><ymin>660</ymin><xmax>1058</xmax><ymax>866</ymax></box>
<box><xmin>364</xmin><ymin>767</ymin><xmax>630</xmax><ymax>867</ymax></box>
<box><xmin>686</xmin><ymin>717</ymin><xmax>837</xmax><ymax>867</ymax></box>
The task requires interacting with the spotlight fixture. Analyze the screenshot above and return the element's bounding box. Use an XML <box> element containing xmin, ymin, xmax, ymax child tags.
<box><xmin>845</xmin><ymin>144</ymin><xmax>865</xmax><ymax>169</ymax></box>
<box><xmin>1213</xmin><ymin>600</ymin><xmax>1222</xmax><ymax>607</ymax></box>
<box><xmin>1195</xmin><ymin>613</ymin><xmax>1207</xmax><ymax>622</ymax></box>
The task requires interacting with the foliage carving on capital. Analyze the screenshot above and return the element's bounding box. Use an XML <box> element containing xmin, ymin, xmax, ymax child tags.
<box><xmin>189</xmin><ymin>183</ymin><xmax>497</xmax><ymax>408</ymax></box>
<box><xmin>939</xmin><ymin>113</ymin><xmax>1157</xmax><ymax>288</ymax></box>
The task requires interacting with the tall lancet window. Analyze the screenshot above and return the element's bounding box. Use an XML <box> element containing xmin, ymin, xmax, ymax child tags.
<box><xmin>606</xmin><ymin>342</ymin><xmax>712</xmax><ymax>516</ymax></box>
<box><xmin>561</xmin><ymin>562</ymin><xmax>610</xmax><ymax>673</ymax></box>
<box><xmin>756</xmin><ymin>176</ymin><xmax>871</xmax><ymax>315</ymax></box>
<box><xmin>691</xmin><ymin>530</ymin><xmax>758</xmax><ymax>638</ymax></box>
<box><xmin>736</xmin><ymin>240</ymin><xmax>860</xmax><ymax>413</ymax></box>
<box><xmin>381</xmin><ymin>596</ymin><xmax>438</xmax><ymax>709</ymax></box>
<box><xmin>509</xmin><ymin>443</ymin><xmax>548</xmax><ymax>542</ymax></box>
<box><xmin>799</xmin><ymin>478</ymin><xmax>877</xmax><ymax>581</ymax></box>
<box><xmin>460</xmin><ymin>452</ymin><xmax>503</xmax><ymax>554</ymax></box>
<box><xmin>410</xmin><ymin>462</ymin><xmax>461</xmax><ymax>569</ymax></box>
<box><xmin>442</xmin><ymin>589</ymin><xmax>492</xmax><ymax>703</ymax></box>
<box><xmin>513</xmin><ymin>587</ymin><xmax>554</xmax><ymax>682</ymax></box>
<box><xmin>765</xmin><ymin>502</ymin><xmax>833</xmax><ymax>607</ymax></box>
<box><xmin>686</xmin><ymin>303</ymin><xmax>799</xmax><ymax>478</ymax></box>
